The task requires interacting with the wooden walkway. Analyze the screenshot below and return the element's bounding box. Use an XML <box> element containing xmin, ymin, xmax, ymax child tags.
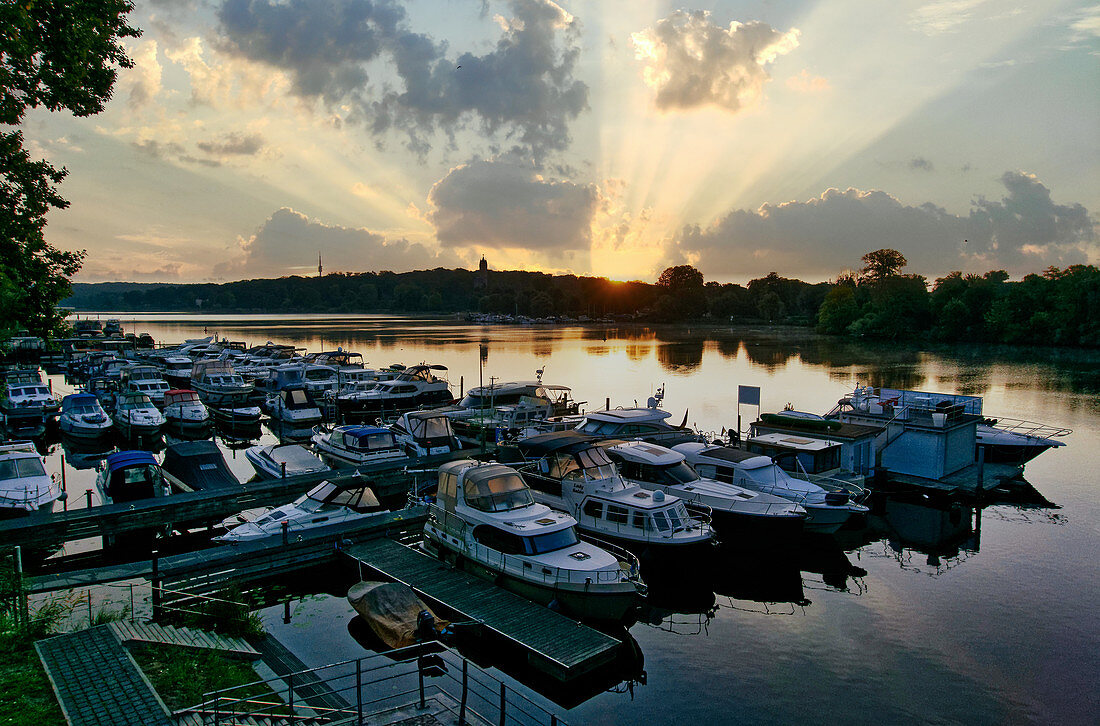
<box><xmin>343</xmin><ymin>538</ymin><xmax>621</xmax><ymax>681</ymax></box>
<box><xmin>111</xmin><ymin>620</ymin><xmax>260</xmax><ymax>659</ymax></box>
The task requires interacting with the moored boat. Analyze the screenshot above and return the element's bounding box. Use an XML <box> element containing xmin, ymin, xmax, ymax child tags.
<box><xmin>113</xmin><ymin>391</ymin><xmax>166</xmax><ymax>438</ymax></box>
<box><xmin>245</xmin><ymin>443</ymin><xmax>331</xmax><ymax>479</ymax></box>
<box><xmin>58</xmin><ymin>393</ymin><xmax>113</xmax><ymax>440</ymax></box>
<box><xmin>0</xmin><ymin>441</ymin><xmax>62</xmax><ymax>519</ymax></box>
<box><xmin>311</xmin><ymin>425</ymin><xmax>408</xmax><ymax>468</ymax></box>
<box><xmin>163</xmin><ymin>389</ymin><xmax>211</xmax><ymax>433</ymax></box>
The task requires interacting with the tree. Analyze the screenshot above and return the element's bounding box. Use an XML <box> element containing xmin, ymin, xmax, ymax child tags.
<box><xmin>657</xmin><ymin>265</ymin><xmax>704</xmax><ymax>290</ymax></box>
<box><xmin>1</xmin><ymin>1</ymin><xmax>139</xmax><ymax>335</ymax></box>
<box><xmin>859</xmin><ymin>248</ymin><xmax>908</xmax><ymax>283</ymax></box>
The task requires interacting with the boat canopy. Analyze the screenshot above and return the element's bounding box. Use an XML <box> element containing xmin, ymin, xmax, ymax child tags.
<box><xmin>266</xmin><ymin>444</ymin><xmax>325</xmax><ymax>470</ymax></box>
<box><xmin>334</xmin><ymin>426</ymin><xmax>397</xmax><ymax>451</ymax></box>
<box><xmin>460</xmin><ymin>464</ymin><xmax>533</xmax><ymax>512</ymax></box>
<box><xmin>61</xmin><ymin>394</ymin><xmax>100</xmax><ymax>412</ymax></box>
<box><xmin>514</xmin><ymin>430</ymin><xmax>597</xmax><ymax>457</ymax></box>
<box><xmin>397</xmin><ymin>364</ymin><xmax>446</xmax><ymax>382</ymax></box>
<box><xmin>106</xmin><ymin>450</ymin><xmax>157</xmax><ymax>472</ymax></box>
<box><xmin>302</xmin><ymin>480</ymin><xmax>381</xmax><ymax>513</ymax></box>
<box><xmin>162</xmin><ymin>441</ymin><xmax>239</xmax><ymax>491</ymax></box>
<box><xmin>398</xmin><ymin>411</ymin><xmax>454</xmax><ymax>439</ymax></box>
<box><xmin>280</xmin><ymin>386</ymin><xmax>316</xmax><ymax>409</ymax></box>
<box><xmin>116</xmin><ymin>391</ymin><xmax>153</xmax><ymax>409</ymax></box>
<box><xmin>164</xmin><ymin>389</ymin><xmax>201</xmax><ymax>405</ymax></box>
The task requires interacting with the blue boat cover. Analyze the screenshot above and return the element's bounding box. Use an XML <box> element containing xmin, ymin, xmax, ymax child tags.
<box><xmin>345</xmin><ymin>426</ymin><xmax>390</xmax><ymax>438</ymax></box>
<box><xmin>62</xmin><ymin>393</ymin><xmax>98</xmax><ymax>409</ymax></box>
<box><xmin>106</xmin><ymin>450</ymin><xmax>157</xmax><ymax>471</ymax></box>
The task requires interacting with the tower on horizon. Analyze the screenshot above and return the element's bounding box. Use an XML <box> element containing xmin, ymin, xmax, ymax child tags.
<box><xmin>318</xmin><ymin>252</ymin><xmax>323</xmax><ymax>278</ymax></box>
<box><xmin>476</xmin><ymin>255</ymin><xmax>488</xmax><ymax>288</ymax></box>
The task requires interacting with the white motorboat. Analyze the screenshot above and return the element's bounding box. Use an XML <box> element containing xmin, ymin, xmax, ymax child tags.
<box><xmin>113</xmin><ymin>391</ymin><xmax>166</xmax><ymax>438</ymax></box>
<box><xmin>975</xmin><ymin>420</ymin><xmax>1069</xmax><ymax>463</ymax></box>
<box><xmin>190</xmin><ymin>359</ymin><xmax>255</xmax><ymax>408</ymax></box>
<box><xmin>266</xmin><ymin>386</ymin><xmax>323</xmax><ymax>427</ymax></box>
<box><xmin>421</xmin><ymin>459</ymin><xmax>644</xmax><ymax>620</ymax></box>
<box><xmin>121</xmin><ymin>365</ymin><xmax>171</xmax><ymax>407</ymax></box>
<box><xmin>1</xmin><ymin>375</ymin><xmax>60</xmax><ymax>425</ymax></box>
<box><xmin>334</xmin><ymin>364</ymin><xmax>454</xmax><ymax>421</ymax></box>
<box><xmin>161</xmin><ymin>356</ymin><xmax>194</xmax><ymax>388</ymax></box>
<box><xmin>215</xmin><ymin>478</ymin><xmax>387</xmax><ymax>543</ymax></box>
<box><xmin>514</xmin><ymin>431</ymin><xmax>715</xmax><ymax>552</ymax></box>
<box><xmin>94</xmin><ymin>450</ymin><xmax>170</xmax><ymax>506</ymax></box>
<box><xmin>571</xmin><ymin>388</ymin><xmax>702</xmax><ymax>447</ymax></box>
<box><xmin>390</xmin><ymin>411</ymin><xmax>460</xmax><ymax>458</ymax></box>
<box><xmin>311</xmin><ymin>425</ymin><xmax>409</xmax><ymax>468</ymax></box>
<box><xmin>58</xmin><ymin>393</ymin><xmax>112</xmax><ymax>440</ymax></box>
<box><xmin>163</xmin><ymin>389</ymin><xmax>211</xmax><ymax>432</ymax></box>
<box><xmin>245</xmin><ymin>443</ymin><xmax>331</xmax><ymax>479</ymax></box>
<box><xmin>604</xmin><ymin>440</ymin><xmax>806</xmax><ymax>540</ymax></box>
<box><xmin>0</xmin><ymin>441</ymin><xmax>62</xmax><ymax>518</ymax></box>
<box><xmin>675</xmin><ymin>443</ymin><xmax>869</xmax><ymax>535</ymax></box>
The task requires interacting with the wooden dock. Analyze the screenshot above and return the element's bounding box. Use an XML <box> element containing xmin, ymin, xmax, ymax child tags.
<box><xmin>884</xmin><ymin>461</ymin><xmax>1024</xmax><ymax>498</ymax></box>
<box><xmin>342</xmin><ymin>538</ymin><xmax>622</xmax><ymax>681</ymax></box>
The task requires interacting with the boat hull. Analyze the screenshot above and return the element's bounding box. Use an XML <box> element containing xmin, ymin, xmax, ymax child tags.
<box><xmin>709</xmin><ymin>509</ymin><xmax>806</xmax><ymax>546</ymax></box>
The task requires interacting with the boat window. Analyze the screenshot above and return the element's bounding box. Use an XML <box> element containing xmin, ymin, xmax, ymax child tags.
<box><xmin>472</xmin><ymin>525</ymin><xmax>525</xmax><ymax>555</ymax></box>
<box><xmin>464</xmin><ymin>472</ymin><xmax>533</xmax><ymax>512</ymax></box>
<box><xmin>545</xmin><ymin>453</ymin><xmax>579</xmax><ymax>479</ymax></box>
<box><xmin>365</xmin><ymin>433</ymin><xmax>396</xmax><ymax>450</ymax></box>
<box><xmin>0</xmin><ymin>461</ymin><xmax>18</xmax><ymax>479</ymax></box>
<box><xmin>659</xmin><ymin>462</ymin><xmax>700</xmax><ymax>484</ymax></box>
<box><xmin>631</xmin><ymin>511</ymin><xmax>648</xmax><ymax>530</ymax></box>
<box><xmin>287</xmin><ymin>389</ymin><xmax>309</xmax><ymax>406</ymax></box>
<box><xmin>652</xmin><ymin>511</ymin><xmax>670</xmax><ymax>532</ymax></box>
<box><xmin>713</xmin><ymin>466</ymin><xmax>734</xmax><ymax>484</ymax></box>
<box><xmin>418</xmin><ymin>417</ymin><xmax>452</xmax><ymax>438</ymax></box>
<box><xmin>606</xmin><ymin>505</ymin><xmax>628</xmax><ymax>524</ymax></box>
<box><xmin>524</xmin><ymin>527</ymin><xmax>578</xmax><ymax>554</ymax></box>
<box><xmin>582</xmin><ymin>500</ymin><xmax>603</xmax><ymax>518</ymax></box>
<box><xmin>256</xmin><ymin>510</ymin><xmax>288</xmax><ymax>524</ymax></box>
<box><xmin>666</xmin><ymin>503</ymin><xmax>686</xmax><ymax>530</ymax></box>
<box><xmin>438</xmin><ymin>470</ymin><xmax>458</xmax><ymax>501</ymax></box>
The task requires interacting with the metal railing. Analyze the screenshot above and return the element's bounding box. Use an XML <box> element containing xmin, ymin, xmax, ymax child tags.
<box><xmin>192</xmin><ymin>643</ymin><xmax>567</xmax><ymax>726</ymax></box>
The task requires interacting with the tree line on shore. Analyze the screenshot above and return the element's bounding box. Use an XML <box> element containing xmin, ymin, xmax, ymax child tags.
<box><xmin>62</xmin><ymin>249</ymin><xmax>1099</xmax><ymax>348</ymax></box>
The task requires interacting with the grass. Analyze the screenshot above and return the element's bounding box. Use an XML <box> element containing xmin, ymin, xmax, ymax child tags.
<box><xmin>131</xmin><ymin>644</ymin><xmax>283</xmax><ymax>714</ymax></box>
<box><xmin>0</xmin><ymin>595</ymin><xmax>72</xmax><ymax>726</ymax></box>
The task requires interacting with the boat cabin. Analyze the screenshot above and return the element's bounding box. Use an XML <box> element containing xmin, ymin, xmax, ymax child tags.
<box><xmin>438</xmin><ymin>461</ymin><xmax>534</xmax><ymax>514</ymax></box>
<box><xmin>100</xmin><ymin>451</ymin><xmax>167</xmax><ymax>503</ymax></box>
<box><xmin>164</xmin><ymin>389</ymin><xmax>202</xmax><ymax>407</ymax></box>
<box><xmin>746</xmin><ymin>433</ymin><xmax>843</xmax><ymax>476</ymax></box>
<box><xmin>392</xmin><ymin>411</ymin><xmax>458</xmax><ymax>455</ymax></box>
<box><xmin>326</xmin><ymin>426</ymin><xmax>401</xmax><ymax>454</ymax></box>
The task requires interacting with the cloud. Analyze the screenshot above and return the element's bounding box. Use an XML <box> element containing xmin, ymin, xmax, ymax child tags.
<box><xmin>630</xmin><ymin>10</ymin><xmax>799</xmax><ymax>113</ymax></box>
<box><xmin>427</xmin><ymin>157</ymin><xmax>601</xmax><ymax>252</ymax></box>
<box><xmin>786</xmin><ymin>69</ymin><xmax>830</xmax><ymax>93</ymax></box>
<box><xmin>908</xmin><ymin>156</ymin><xmax>934</xmax><ymax>172</ymax></box>
<box><xmin>117</xmin><ymin>39</ymin><xmax>163</xmax><ymax>108</ymax></box>
<box><xmin>215</xmin><ymin>0</ymin><xmax>587</xmax><ymax>156</ymax></box>
<box><xmin>196</xmin><ymin>132</ymin><xmax>266</xmax><ymax>156</ymax></box>
<box><xmin>216</xmin><ymin>207</ymin><xmax>464</xmax><ymax>277</ymax></box>
<box><xmin>910</xmin><ymin>0</ymin><xmax>989</xmax><ymax>35</ymax></box>
<box><xmin>666</xmin><ymin>171</ymin><xmax>1095</xmax><ymax>280</ymax></box>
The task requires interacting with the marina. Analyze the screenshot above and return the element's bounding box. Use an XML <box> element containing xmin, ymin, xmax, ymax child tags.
<box><xmin>0</xmin><ymin>314</ymin><xmax>1095</xmax><ymax>725</ymax></box>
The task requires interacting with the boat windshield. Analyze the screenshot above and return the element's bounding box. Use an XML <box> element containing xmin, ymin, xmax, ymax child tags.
<box><xmin>0</xmin><ymin>457</ymin><xmax>46</xmax><ymax>479</ymax></box>
<box><xmin>464</xmin><ymin>471</ymin><xmax>533</xmax><ymax>512</ymax></box>
<box><xmin>563</xmin><ymin>447</ymin><xmax>616</xmax><ymax>481</ymax></box>
<box><xmin>576</xmin><ymin>419</ymin><xmax>620</xmax><ymax>436</ymax></box>
<box><xmin>658</xmin><ymin>462</ymin><xmax>700</xmax><ymax>484</ymax></box>
<box><xmin>524</xmin><ymin>527</ymin><xmax>578</xmax><ymax>554</ymax></box>
<box><xmin>410</xmin><ymin>416</ymin><xmax>451</xmax><ymax>438</ymax></box>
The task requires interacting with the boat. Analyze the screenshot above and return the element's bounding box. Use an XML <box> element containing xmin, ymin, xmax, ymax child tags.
<box><xmin>266</xmin><ymin>385</ymin><xmax>323</xmax><ymax>427</ymax></box>
<box><xmin>113</xmin><ymin>391</ymin><xmax>166</xmax><ymax>438</ymax></box>
<box><xmin>389</xmin><ymin>410</ymin><xmax>460</xmax><ymax>457</ymax></box>
<box><xmin>511</xmin><ymin>431</ymin><xmax>714</xmax><ymax>553</ymax></box>
<box><xmin>0</xmin><ymin>441</ymin><xmax>62</xmax><ymax>519</ymax></box>
<box><xmin>121</xmin><ymin>365</ymin><xmax>171</xmax><ymax>407</ymax></box>
<box><xmin>443</xmin><ymin>380</ymin><xmax>579</xmax><ymax>446</ymax></box>
<box><xmin>334</xmin><ymin>364</ymin><xmax>454</xmax><ymax>421</ymax></box>
<box><xmin>215</xmin><ymin>477</ymin><xmax>388</xmax><ymax>543</ymax></box>
<box><xmin>674</xmin><ymin>443</ymin><xmax>869</xmax><ymax>535</ymax></box>
<box><xmin>95</xmin><ymin>450</ymin><xmax>170</xmax><ymax>505</ymax></box>
<box><xmin>421</xmin><ymin>459</ymin><xmax>645</xmax><ymax>620</ymax></box>
<box><xmin>161</xmin><ymin>441</ymin><xmax>241</xmax><ymax>493</ymax></box>
<box><xmin>346</xmin><ymin>581</ymin><xmax>449</xmax><ymax>649</ymax></box>
<box><xmin>210</xmin><ymin>404</ymin><xmax>263</xmax><ymax>427</ymax></box>
<box><xmin>163</xmin><ymin>389</ymin><xmax>211</xmax><ymax>433</ymax></box>
<box><xmin>569</xmin><ymin>388</ymin><xmax>702</xmax><ymax>447</ymax></box>
<box><xmin>603</xmin><ymin>440</ymin><xmax>806</xmax><ymax>540</ymax></box>
<box><xmin>58</xmin><ymin>393</ymin><xmax>113</xmax><ymax>440</ymax></box>
<box><xmin>311</xmin><ymin>425</ymin><xmax>408</xmax><ymax>468</ymax></box>
<box><xmin>245</xmin><ymin>443</ymin><xmax>331</xmax><ymax>479</ymax></box>
<box><xmin>161</xmin><ymin>356</ymin><xmax>194</xmax><ymax>388</ymax></box>
<box><xmin>975</xmin><ymin>419</ymin><xmax>1069</xmax><ymax>463</ymax></box>
<box><xmin>190</xmin><ymin>359</ymin><xmax>255</xmax><ymax>408</ymax></box>
<box><xmin>1</xmin><ymin>373</ymin><xmax>60</xmax><ymax>425</ymax></box>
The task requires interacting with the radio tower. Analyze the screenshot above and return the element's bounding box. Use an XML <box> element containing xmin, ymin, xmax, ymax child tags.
<box><xmin>318</xmin><ymin>252</ymin><xmax>323</xmax><ymax>278</ymax></box>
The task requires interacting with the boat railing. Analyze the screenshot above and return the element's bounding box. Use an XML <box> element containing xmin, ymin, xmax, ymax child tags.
<box><xmin>786</xmin><ymin>460</ymin><xmax>871</xmax><ymax>502</ymax></box>
<box><xmin>981</xmin><ymin>416</ymin><xmax>1072</xmax><ymax>440</ymax></box>
<box><xmin>575</xmin><ymin>531</ymin><xmax>644</xmax><ymax>583</ymax></box>
<box><xmin>193</xmin><ymin>642</ymin><xmax>568</xmax><ymax>726</ymax></box>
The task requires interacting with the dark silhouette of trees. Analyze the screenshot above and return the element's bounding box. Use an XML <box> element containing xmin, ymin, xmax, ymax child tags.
<box><xmin>860</xmin><ymin>248</ymin><xmax>907</xmax><ymax>282</ymax></box>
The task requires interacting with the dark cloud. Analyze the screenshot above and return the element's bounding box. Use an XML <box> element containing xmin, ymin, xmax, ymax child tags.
<box><xmin>428</xmin><ymin>157</ymin><xmax>601</xmax><ymax>251</ymax></box>
<box><xmin>131</xmin><ymin>139</ymin><xmax>187</xmax><ymax>158</ymax></box>
<box><xmin>215</xmin><ymin>207</ymin><xmax>464</xmax><ymax>277</ymax></box>
<box><xmin>216</xmin><ymin>0</ymin><xmax>587</xmax><ymax>156</ymax></box>
<box><xmin>667</xmin><ymin>171</ymin><xmax>1094</xmax><ymax>280</ymax></box>
<box><xmin>631</xmin><ymin>10</ymin><xmax>799</xmax><ymax>113</ymax></box>
<box><xmin>196</xmin><ymin>131</ymin><xmax>266</xmax><ymax>156</ymax></box>
<box><xmin>908</xmin><ymin>156</ymin><xmax>934</xmax><ymax>171</ymax></box>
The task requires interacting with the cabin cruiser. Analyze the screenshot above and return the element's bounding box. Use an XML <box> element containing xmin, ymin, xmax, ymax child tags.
<box><xmin>122</xmin><ymin>365</ymin><xmax>171</xmax><ymax>407</ymax></box>
<box><xmin>311</xmin><ymin>425</ymin><xmax>408</xmax><ymax>468</ymax></box>
<box><xmin>1</xmin><ymin>376</ymin><xmax>60</xmax><ymax>425</ymax></box>
<box><xmin>443</xmin><ymin>380</ymin><xmax>579</xmax><ymax>446</ymax></box>
<box><xmin>389</xmin><ymin>411</ymin><xmax>460</xmax><ymax>457</ymax></box>
<box><xmin>334</xmin><ymin>364</ymin><xmax>453</xmax><ymax>421</ymax></box>
<box><xmin>113</xmin><ymin>391</ymin><xmax>166</xmax><ymax>438</ymax></box>
<box><xmin>58</xmin><ymin>393</ymin><xmax>113</xmax><ymax>439</ymax></box>
<box><xmin>307</xmin><ymin>349</ymin><xmax>365</xmax><ymax>369</ymax></box>
<box><xmin>254</xmin><ymin>363</ymin><xmax>306</xmax><ymax>398</ymax></box>
<box><xmin>421</xmin><ymin>459</ymin><xmax>644</xmax><ymax>620</ymax></box>
<box><xmin>0</xmin><ymin>441</ymin><xmax>62</xmax><ymax>518</ymax></box>
<box><xmin>513</xmin><ymin>431</ymin><xmax>714</xmax><ymax>552</ymax></box>
<box><xmin>163</xmin><ymin>389</ymin><xmax>211</xmax><ymax>433</ymax></box>
<box><xmin>453</xmin><ymin>380</ymin><xmax>579</xmax><ymax>417</ymax></box>
<box><xmin>161</xmin><ymin>441</ymin><xmax>241</xmax><ymax>493</ymax></box>
<box><xmin>675</xmin><ymin>443</ymin><xmax>868</xmax><ymax>535</ymax></box>
<box><xmin>603</xmin><ymin>440</ymin><xmax>806</xmax><ymax>540</ymax></box>
<box><xmin>570</xmin><ymin>388</ymin><xmax>702</xmax><ymax>447</ymax></box>
<box><xmin>975</xmin><ymin>419</ymin><xmax>1069</xmax><ymax>463</ymax></box>
<box><xmin>85</xmin><ymin>375</ymin><xmax>120</xmax><ymax>413</ymax></box>
<box><xmin>161</xmin><ymin>356</ymin><xmax>194</xmax><ymax>388</ymax></box>
<box><xmin>190</xmin><ymin>360</ymin><xmax>255</xmax><ymax>408</ymax></box>
<box><xmin>266</xmin><ymin>386</ymin><xmax>323</xmax><ymax>427</ymax></box>
<box><xmin>215</xmin><ymin>478</ymin><xmax>387</xmax><ymax>543</ymax></box>
<box><xmin>245</xmin><ymin>443</ymin><xmax>331</xmax><ymax>479</ymax></box>
<box><xmin>95</xmin><ymin>450</ymin><xmax>170</xmax><ymax>505</ymax></box>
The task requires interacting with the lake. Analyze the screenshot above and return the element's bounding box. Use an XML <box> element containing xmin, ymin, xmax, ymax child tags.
<box><xmin>42</xmin><ymin>314</ymin><xmax>1100</xmax><ymax>724</ymax></box>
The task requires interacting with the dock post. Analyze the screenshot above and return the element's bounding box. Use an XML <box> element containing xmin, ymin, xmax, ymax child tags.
<box><xmin>605</xmin><ymin>397</ymin><xmax>610</xmax><ymax>410</ymax></box>
<box><xmin>151</xmin><ymin>550</ymin><xmax>161</xmax><ymax>620</ymax></box>
<box><xmin>282</xmin><ymin>521</ymin><xmax>289</xmax><ymax>546</ymax></box>
<box><xmin>85</xmin><ymin>489</ymin><xmax>92</xmax><ymax>509</ymax></box>
<box><xmin>14</xmin><ymin>546</ymin><xmax>27</xmax><ymax>626</ymax></box>
<box><xmin>356</xmin><ymin>659</ymin><xmax>363</xmax><ymax>725</ymax></box>
<box><xmin>418</xmin><ymin>655</ymin><xmax>426</xmax><ymax>708</ymax></box>
<box><xmin>499</xmin><ymin>683</ymin><xmax>506</xmax><ymax>726</ymax></box>
<box><xmin>976</xmin><ymin>447</ymin><xmax>985</xmax><ymax>501</ymax></box>
<box><xmin>281</xmin><ymin>461</ymin><xmax>287</xmax><ymax>479</ymax></box>
<box><xmin>459</xmin><ymin>660</ymin><xmax>468</xmax><ymax>725</ymax></box>
<box><xmin>460</xmin><ymin>376</ymin><xmax>463</xmax><ymax>398</ymax></box>
<box><xmin>288</xmin><ymin>673</ymin><xmax>294</xmax><ymax>714</ymax></box>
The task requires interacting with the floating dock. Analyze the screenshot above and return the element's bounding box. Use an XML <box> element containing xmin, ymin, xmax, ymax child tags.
<box><xmin>342</xmin><ymin>537</ymin><xmax>622</xmax><ymax>681</ymax></box>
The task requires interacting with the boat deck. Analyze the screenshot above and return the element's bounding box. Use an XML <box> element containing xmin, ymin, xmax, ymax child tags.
<box><xmin>342</xmin><ymin>538</ymin><xmax>621</xmax><ymax>681</ymax></box>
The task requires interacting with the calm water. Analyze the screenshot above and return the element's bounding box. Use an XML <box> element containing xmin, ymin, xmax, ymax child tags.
<box><xmin>46</xmin><ymin>314</ymin><xmax>1100</xmax><ymax>724</ymax></box>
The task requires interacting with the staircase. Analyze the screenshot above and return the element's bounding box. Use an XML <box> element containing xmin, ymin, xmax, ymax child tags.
<box><xmin>111</xmin><ymin>620</ymin><xmax>260</xmax><ymax>660</ymax></box>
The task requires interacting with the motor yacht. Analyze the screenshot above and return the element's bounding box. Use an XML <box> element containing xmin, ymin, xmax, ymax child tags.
<box><xmin>1</xmin><ymin>375</ymin><xmax>60</xmax><ymax>425</ymax></box>
<box><xmin>121</xmin><ymin>365</ymin><xmax>171</xmax><ymax>407</ymax></box>
<box><xmin>513</xmin><ymin>431</ymin><xmax>715</xmax><ymax>553</ymax></box>
<box><xmin>0</xmin><ymin>441</ymin><xmax>62</xmax><ymax>518</ymax></box>
<box><xmin>311</xmin><ymin>425</ymin><xmax>409</xmax><ymax>468</ymax></box>
<box><xmin>266</xmin><ymin>385</ymin><xmax>323</xmax><ymax>427</ymax></box>
<box><xmin>674</xmin><ymin>443</ymin><xmax>868</xmax><ymax>535</ymax></box>
<box><xmin>163</xmin><ymin>389</ymin><xmax>211</xmax><ymax>433</ymax></box>
<box><xmin>570</xmin><ymin>388</ymin><xmax>702</xmax><ymax>447</ymax></box>
<box><xmin>58</xmin><ymin>393</ymin><xmax>113</xmax><ymax>440</ymax></box>
<box><xmin>113</xmin><ymin>391</ymin><xmax>166</xmax><ymax>438</ymax></box>
<box><xmin>334</xmin><ymin>364</ymin><xmax>453</xmax><ymax>421</ymax></box>
<box><xmin>421</xmin><ymin>459</ymin><xmax>644</xmax><ymax>620</ymax></box>
<box><xmin>389</xmin><ymin>410</ymin><xmax>461</xmax><ymax>458</ymax></box>
<box><xmin>190</xmin><ymin>359</ymin><xmax>255</xmax><ymax>408</ymax></box>
<box><xmin>215</xmin><ymin>478</ymin><xmax>387</xmax><ymax>543</ymax></box>
<box><xmin>245</xmin><ymin>443</ymin><xmax>331</xmax><ymax>479</ymax></box>
<box><xmin>161</xmin><ymin>356</ymin><xmax>194</xmax><ymax>388</ymax></box>
<box><xmin>603</xmin><ymin>440</ymin><xmax>807</xmax><ymax>541</ymax></box>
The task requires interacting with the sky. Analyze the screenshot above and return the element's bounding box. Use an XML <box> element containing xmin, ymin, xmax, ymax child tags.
<box><xmin>21</xmin><ymin>0</ymin><xmax>1100</xmax><ymax>284</ymax></box>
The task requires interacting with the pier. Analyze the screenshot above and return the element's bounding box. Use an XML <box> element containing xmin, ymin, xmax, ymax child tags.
<box><xmin>342</xmin><ymin>537</ymin><xmax>622</xmax><ymax>681</ymax></box>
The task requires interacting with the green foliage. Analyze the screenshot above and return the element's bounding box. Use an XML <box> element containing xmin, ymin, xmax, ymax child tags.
<box><xmin>131</xmin><ymin>644</ymin><xmax>273</xmax><ymax>713</ymax></box>
<box><xmin>816</xmin><ymin>284</ymin><xmax>860</xmax><ymax>334</ymax></box>
<box><xmin>860</xmin><ymin>248</ymin><xmax>908</xmax><ymax>282</ymax></box>
<box><xmin>848</xmin><ymin>275</ymin><xmax>931</xmax><ymax>340</ymax></box>
<box><xmin>1</xmin><ymin>1</ymin><xmax>139</xmax><ymax>338</ymax></box>
<box><xmin>656</xmin><ymin>264</ymin><xmax>704</xmax><ymax>290</ymax></box>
